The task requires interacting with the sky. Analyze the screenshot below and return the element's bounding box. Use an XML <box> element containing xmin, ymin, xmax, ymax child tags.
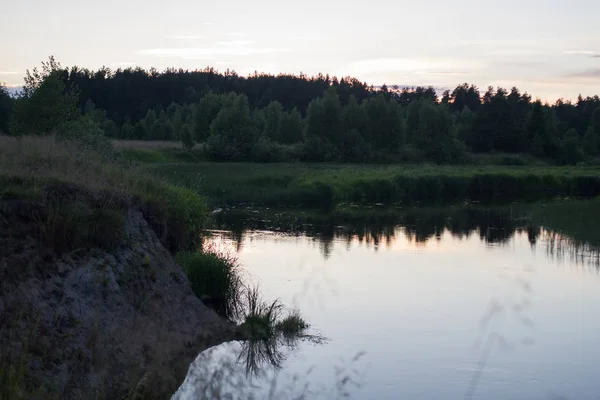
<box><xmin>2</xmin><ymin>0</ymin><xmax>600</xmax><ymax>102</ymax></box>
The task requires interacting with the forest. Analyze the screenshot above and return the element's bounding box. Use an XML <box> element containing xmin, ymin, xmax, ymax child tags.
<box><xmin>1</xmin><ymin>56</ymin><xmax>600</xmax><ymax>165</ymax></box>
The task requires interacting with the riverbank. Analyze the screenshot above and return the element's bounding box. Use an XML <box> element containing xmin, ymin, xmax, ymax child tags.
<box><xmin>137</xmin><ymin>160</ymin><xmax>600</xmax><ymax>209</ymax></box>
<box><xmin>0</xmin><ymin>134</ymin><xmax>315</xmax><ymax>399</ymax></box>
<box><xmin>0</xmin><ymin>135</ymin><xmax>237</xmax><ymax>398</ymax></box>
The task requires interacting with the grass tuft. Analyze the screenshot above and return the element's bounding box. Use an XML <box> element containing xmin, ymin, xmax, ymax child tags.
<box><xmin>240</xmin><ymin>287</ymin><xmax>284</xmax><ymax>340</ymax></box>
<box><xmin>276</xmin><ymin>310</ymin><xmax>309</xmax><ymax>338</ymax></box>
<box><xmin>176</xmin><ymin>242</ymin><xmax>243</xmax><ymax>319</ymax></box>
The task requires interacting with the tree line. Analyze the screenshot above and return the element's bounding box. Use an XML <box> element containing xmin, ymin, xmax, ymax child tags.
<box><xmin>1</xmin><ymin>56</ymin><xmax>600</xmax><ymax>165</ymax></box>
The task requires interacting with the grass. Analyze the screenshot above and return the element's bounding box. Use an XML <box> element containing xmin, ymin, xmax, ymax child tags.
<box><xmin>36</xmin><ymin>198</ymin><xmax>127</xmax><ymax>254</ymax></box>
<box><xmin>239</xmin><ymin>286</ymin><xmax>309</xmax><ymax>341</ymax></box>
<box><xmin>176</xmin><ymin>242</ymin><xmax>244</xmax><ymax>319</ymax></box>
<box><xmin>0</xmin><ymin>135</ymin><xmax>209</xmax><ymax>253</ymax></box>
<box><xmin>275</xmin><ymin>311</ymin><xmax>309</xmax><ymax>338</ymax></box>
<box><xmin>140</xmin><ymin>161</ymin><xmax>600</xmax><ymax>209</ymax></box>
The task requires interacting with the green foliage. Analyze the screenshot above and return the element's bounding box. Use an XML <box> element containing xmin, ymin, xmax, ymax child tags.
<box><xmin>120</xmin><ymin>122</ymin><xmax>135</xmax><ymax>139</ymax></box>
<box><xmin>149</xmin><ymin>162</ymin><xmax>600</xmax><ymax>209</ymax></box>
<box><xmin>135</xmin><ymin>179</ymin><xmax>209</xmax><ymax>252</ymax></box>
<box><xmin>10</xmin><ymin>72</ymin><xmax>80</xmax><ymax>136</ymax></box>
<box><xmin>180</xmin><ymin>123</ymin><xmax>195</xmax><ymax>150</ymax></box>
<box><xmin>339</xmin><ymin>129</ymin><xmax>370</xmax><ymax>162</ymax></box>
<box><xmin>240</xmin><ymin>287</ymin><xmax>284</xmax><ymax>340</ymax></box>
<box><xmin>0</xmin><ymin>84</ymin><xmax>12</xmax><ymax>134</ymax></box>
<box><xmin>209</xmin><ymin>94</ymin><xmax>257</xmax><ymax>160</ymax></box>
<box><xmin>560</xmin><ymin>129</ymin><xmax>584</xmax><ymax>165</ymax></box>
<box><xmin>176</xmin><ymin>244</ymin><xmax>243</xmax><ymax>319</ymax></box>
<box><xmin>592</xmin><ymin>107</ymin><xmax>600</xmax><ymax>134</ymax></box>
<box><xmin>278</xmin><ymin>107</ymin><xmax>304</xmax><ymax>144</ymax></box>
<box><xmin>276</xmin><ymin>310</ymin><xmax>309</xmax><ymax>338</ymax></box>
<box><xmin>364</xmin><ymin>94</ymin><xmax>403</xmax><ymax>151</ymax></box>
<box><xmin>55</xmin><ymin>116</ymin><xmax>112</xmax><ymax>154</ymax></box>
<box><xmin>10</xmin><ymin>58</ymin><xmax>600</xmax><ymax>166</ymax></box>
<box><xmin>342</xmin><ymin>95</ymin><xmax>370</xmax><ymax>142</ymax></box>
<box><xmin>193</xmin><ymin>92</ymin><xmax>233</xmax><ymax>142</ymax></box>
<box><xmin>583</xmin><ymin>126</ymin><xmax>598</xmax><ymax>156</ymax></box>
<box><xmin>527</xmin><ymin>101</ymin><xmax>549</xmax><ymax>157</ymax></box>
<box><xmin>263</xmin><ymin>100</ymin><xmax>283</xmax><ymax>141</ymax></box>
<box><xmin>306</xmin><ymin>87</ymin><xmax>343</xmax><ymax>146</ymax></box>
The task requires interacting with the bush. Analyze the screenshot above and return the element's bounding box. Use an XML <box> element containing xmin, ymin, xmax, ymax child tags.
<box><xmin>205</xmin><ymin>134</ymin><xmax>238</xmax><ymax>161</ymax></box>
<box><xmin>250</xmin><ymin>138</ymin><xmax>285</xmax><ymax>162</ymax></box>
<box><xmin>299</xmin><ymin>137</ymin><xmax>338</xmax><ymax>162</ymax></box>
<box><xmin>135</xmin><ymin>180</ymin><xmax>208</xmax><ymax>252</ymax></box>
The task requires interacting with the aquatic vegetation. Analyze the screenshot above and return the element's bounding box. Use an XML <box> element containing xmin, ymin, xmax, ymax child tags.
<box><xmin>145</xmin><ymin>161</ymin><xmax>600</xmax><ymax>208</ymax></box>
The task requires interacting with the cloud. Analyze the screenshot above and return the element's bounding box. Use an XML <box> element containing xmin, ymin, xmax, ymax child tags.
<box><xmin>111</xmin><ymin>62</ymin><xmax>135</xmax><ymax>67</ymax></box>
<box><xmin>217</xmin><ymin>40</ymin><xmax>256</xmax><ymax>46</ymax></box>
<box><xmin>413</xmin><ymin>71</ymin><xmax>468</xmax><ymax>76</ymax></box>
<box><xmin>224</xmin><ymin>32</ymin><xmax>248</xmax><ymax>37</ymax></box>
<box><xmin>167</xmin><ymin>35</ymin><xmax>206</xmax><ymax>40</ymax></box>
<box><xmin>137</xmin><ymin>46</ymin><xmax>292</xmax><ymax>60</ymax></box>
<box><xmin>563</xmin><ymin>50</ymin><xmax>600</xmax><ymax>57</ymax></box>
<box><xmin>566</xmin><ymin>68</ymin><xmax>600</xmax><ymax>79</ymax></box>
<box><xmin>337</xmin><ymin>58</ymin><xmax>484</xmax><ymax>78</ymax></box>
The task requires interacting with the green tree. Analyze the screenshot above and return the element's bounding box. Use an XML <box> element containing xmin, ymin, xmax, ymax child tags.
<box><xmin>415</xmin><ymin>104</ymin><xmax>464</xmax><ymax>163</ymax></box>
<box><xmin>120</xmin><ymin>122</ymin><xmax>135</xmax><ymax>139</ymax></box>
<box><xmin>101</xmin><ymin>119</ymin><xmax>119</xmax><ymax>138</ymax></box>
<box><xmin>194</xmin><ymin>92</ymin><xmax>234</xmax><ymax>142</ymax></box>
<box><xmin>0</xmin><ymin>84</ymin><xmax>12</xmax><ymax>133</ymax></box>
<box><xmin>142</xmin><ymin>109</ymin><xmax>157</xmax><ymax>138</ymax></box>
<box><xmin>279</xmin><ymin>108</ymin><xmax>304</xmax><ymax>144</ymax></box>
<box><xmin>582</xmin><ymin>126</ymin><xmax>598</xmax><ymax>156</ymax></box>
<box><xmin>342</xmin><ymin>95</ymin><xmax>370</xmax><ymax>140</ymax></box>
<box><xmin>592</xmin><ymin>107</ymin><xmax>600</xmax><ymax>133</ymax></box>
<box><xmin>364</xmin><ymin>94</ymin><xmax>403</xmax><ymax>152</ymax></box>
<box><xmin>180</xmin><ymin>123</ymin><xmax>195</xmax><ymax>150</ymax></box>
<box><xmin>133</xmin><ymin>122</ymin><xmax>146</xmax><ymax>140</ymax></box>
<box><xmin>306</xmin><ymin>87</ymin><xmax>343</xmax><ymax>146</ymax></box>
<box><xmin>561</xmin><ymin>128</ymin><xmax>584</xmax><ymax>165</ymax></box>
<box><xmin>10</xmin><ymin>57</ymin><xmax>80</xmax><ymax>135</ymax></box>
<box><xmin>210</xmin><ymin>94</ymin><xmax>257</xmax><ymax>159</ymax></box>
<box><xmin>263</xmin><ymin>100</ymin><xmax>283</xmax><ymax>141</ymax></box>
<box><xmin>527</xmin><ymin>101</ymin><xmax>548</xmax><ymax>157</ymax></box>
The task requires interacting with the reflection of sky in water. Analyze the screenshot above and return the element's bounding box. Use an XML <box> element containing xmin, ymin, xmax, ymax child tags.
<box><xmin>176</xmin><ymin>228</ymin><xmax>600</xmax><ymax>400</ymax></box>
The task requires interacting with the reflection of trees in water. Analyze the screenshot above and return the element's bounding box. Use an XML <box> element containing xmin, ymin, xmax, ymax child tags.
<box><xmin>543</xmin><ymin>230</ymin><xmax>600</xmax><ymax>270</ymax></box>
<box><xmin>211</xmin><ymin>206</ymin><xmax>600</xmax><ymax>269</ymax></box>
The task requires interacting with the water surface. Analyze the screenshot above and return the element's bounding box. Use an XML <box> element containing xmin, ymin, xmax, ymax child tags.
<box><xmin>175</xmin><ymin>205</ymin><xmax>600</xmax><ymax>400</ymax></box>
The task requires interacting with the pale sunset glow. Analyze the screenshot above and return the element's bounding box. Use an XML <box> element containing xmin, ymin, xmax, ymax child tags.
<box><xmin>2</xmin><ymin>0</ymin><xmax>600</xmax><ymax>100</ymax></box>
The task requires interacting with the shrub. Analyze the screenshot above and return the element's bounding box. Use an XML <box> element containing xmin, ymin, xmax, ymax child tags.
<box><xmin>249</xmin><ymin>138</ymin><xmax>285</xmax><ymax>162</ymax></box>
<box><xmin>205</xmin><ymin>134</ymin><xmax>238</xmax><ymax>161</ymax></box>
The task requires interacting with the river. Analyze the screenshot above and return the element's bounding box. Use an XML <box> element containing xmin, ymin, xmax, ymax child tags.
<box><xmin>174</xmin><ymin>203</ymin><xmax>600</xmax><ymax>400</ymax></box>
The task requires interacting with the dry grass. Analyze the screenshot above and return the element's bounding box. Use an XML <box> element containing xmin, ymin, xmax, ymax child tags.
<box><xmin>0</xmin><ymin>134</ymin><xmax>209</xmax><ymax>252</ymax></box>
